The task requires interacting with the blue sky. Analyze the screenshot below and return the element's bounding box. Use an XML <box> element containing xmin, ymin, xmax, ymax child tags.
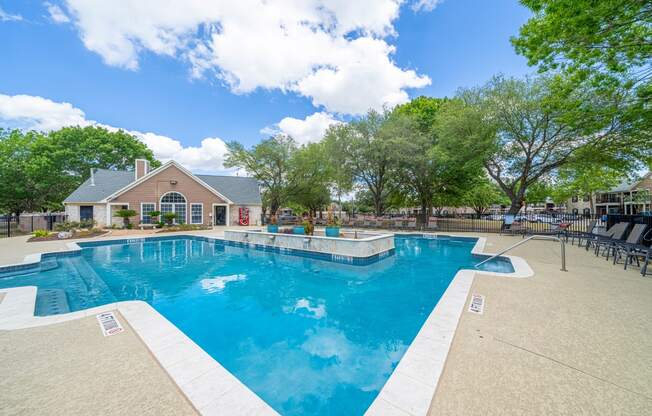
<box><xmin>0</xmin><ymin>0</ymin><xmax>532</xmax><ymax>173</ymax></box>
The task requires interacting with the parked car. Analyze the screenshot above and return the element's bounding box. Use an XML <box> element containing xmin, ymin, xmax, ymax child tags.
<box><xmin>277</xmin><ymin>214</ymin><xmax>299</xmax><ymax>224</ymax></box>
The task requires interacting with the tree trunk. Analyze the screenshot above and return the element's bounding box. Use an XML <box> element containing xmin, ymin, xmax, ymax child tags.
<box><xmin>507</xmin><ymin>198</ymin><xmax>522</xmax><ymax>215</ymax></box>
<box><xmin>420</xmin><ymin>202</ymin><xmax>429</xmax><ymax>228</ymax></box>
<box><xmin>374</xmin><ymin>197</ymin><xmax>383</xmax><ymax>217</ymax></box>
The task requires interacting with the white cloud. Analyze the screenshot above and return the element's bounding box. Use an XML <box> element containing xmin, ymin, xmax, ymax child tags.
<box><xmin>0</xmin><ymin>94</ymin><xmax>89</xmax><ymax>131</ymax></box>
<box><xmin>59</xmin><ymin>0</ymin><xmax>431</xmax><ymax>114</ymax></box>
<box><xmin>0</xmin><ymin>93</ymin><xmax>230</xmax><ymax>173</ymax></box>
<box><xmin>45</xmin><ymin>2</ymin><xmax>71</xmax><ymax>23</ymax></box>
<box><xmin>411</xmin><ymin>0</ymin><xmax>444</xmax><ymax>12</ymax></box>
<box><xmin>263</xmin><ymin>112</ymin><xmax>341</xmax><ymax>145</ymax></box>
<box><xmin>0</xmin><ymin>6</ymin><xmax>23</xmax><ymax>22</ymax></box>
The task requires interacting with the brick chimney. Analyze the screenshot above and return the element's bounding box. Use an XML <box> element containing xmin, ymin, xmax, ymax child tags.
<box><xmin>135</xmin><ymin>159</ymin><xmax>150</xmax><ymax>180</ymax></box>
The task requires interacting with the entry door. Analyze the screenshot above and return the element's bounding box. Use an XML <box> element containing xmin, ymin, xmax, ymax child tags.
<box><xmin>80</xmin><ymin>206</ymin><xmax>94</xmax><ymax>221</ymax></box>
<box><xmin>214</xmin><ymin>206</ymin><xmax>226</xmax><ymax>225</ymax></box>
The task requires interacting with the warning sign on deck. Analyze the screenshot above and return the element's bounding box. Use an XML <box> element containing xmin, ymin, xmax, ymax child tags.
<box><xmin>468</xmin><ymin>294</ymin><xmax>485</xmax><ymax>315</ymax></box>
<box><xmin>96</xmin><ymin>311</ymin><xmax>124</xmax><ymax>336</ymax></box>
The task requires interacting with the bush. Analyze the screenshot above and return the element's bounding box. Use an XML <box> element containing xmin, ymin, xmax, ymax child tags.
<box><xmin>79</xmin><ymin>219</ymin><xmax>96</xmax><ymax>229</ymax></box>
<box><xmin>55</xmin><ymin>221</ymin><xmax>80</xmax><ymax>232</ymax></box>
<box><xmin>163</xmin><ymin>212</ymin><xmax>177</xmax><ymax>225</ymax></box>
<box><xmin>33</xmin><ymin>229</ymin><xmax>50</xmax><ymax>238</ymax></box>
<box><xmin>115</xmin><ymin>209</ymin><xmax>138</xmax><ymax>228</ymax></box>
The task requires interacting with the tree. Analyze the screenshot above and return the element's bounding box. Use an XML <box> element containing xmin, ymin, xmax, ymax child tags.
<box><xmin>0</xmin><ymin>129</ymin><xmax>54</xmax><ymax>216</ymax></box>
<box><xmin>437</xmin><ymin>75</ymin><xmax>625</xmax><ymax>214</ymax></box>
<box><xmin>329</xmin><ymin>110</ymin><xmax>396</xmax><ymax>217</ymax></box>
<box><xmin>322</xmin><ymin>124</ymin><xmax>354</xmax><ymax>218</ymax></box>
<box><xmin>44</xmin><ymin>126</ymin><xmax>159</xmax><ymax>192</ymax></box>
<box><xmin>224</xmin><ymin>134</ymin><xmax>296</xmax><ymax>215</ymax></box>
<box><xmin>286</xmin><ymin>142</ymin><xmax>333</xmax><ymax>216</ymax></box>
<box><xmin>512</xmin><ymin>0</ymin><xmax>651</xmax><ymax>93</ymax></box>
<box><xmin>391</xmin><ymin>97</ymin><xmax>483</xmax><ymax>225</ymax></box>
<box><xmin>552</xmin><ymin>162</ymin><xmax>625</xmax><ymax>213</ymax></box>
<box><xmin>512</xmin><ymin>0</ymin><xmax>652</xmax><ymax>166</ymax></box>
<box><xmin>463</xmin><ymin>178</ymin><xmax>507</xmax><ymax>215</ymax></box>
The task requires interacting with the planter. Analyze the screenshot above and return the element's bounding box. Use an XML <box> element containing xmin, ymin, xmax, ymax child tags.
<box><xmin>325</xmin><ymin>226</ymin><xmax>340</xmax><ymax>237</ymax></box>
<box><xmin>293</xmin><ymin>226</ymin><xmax>305</xmax><ymax>235</ymax></box>
<box><xmin>267</xmin><ymin>224</ymin><xmax>279</xmax><ymax>233</ymax></box>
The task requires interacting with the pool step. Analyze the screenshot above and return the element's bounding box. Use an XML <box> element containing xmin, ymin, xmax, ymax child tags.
<box><xmin>36</xmin><ymin>288</ymin><xmax>70</xmax><ymax>315</ymax></box>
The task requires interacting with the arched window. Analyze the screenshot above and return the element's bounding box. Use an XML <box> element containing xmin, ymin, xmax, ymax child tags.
<box><xmin>160</xmin><ymin>192</ymin><xmax>187</xmax><ymax>224</ymax></box>
<box><xmin>161</xmin><ymin>192</ymin><xmax>186</xmax><ymax>203</ymax></box>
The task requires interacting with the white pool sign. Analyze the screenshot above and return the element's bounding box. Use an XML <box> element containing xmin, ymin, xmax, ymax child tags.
<box><xmin>96</xmin><ymin>311</ymin><xmax>124</xmax><ymax>336</ymax></box>
<box><xmin>468</xmin><ymin>294</ymin><xmax>485</xmax><ymax>314</ymax></box>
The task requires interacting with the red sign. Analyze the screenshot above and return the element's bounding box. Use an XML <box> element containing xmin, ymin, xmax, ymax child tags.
<box><xmin>239</xmin><ymin>207</ymin><xmax>249</xmax><ymax>226</ymax></box>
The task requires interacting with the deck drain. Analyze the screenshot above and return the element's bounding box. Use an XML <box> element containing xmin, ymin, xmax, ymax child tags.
<box><xmin>468</xmin><ymin>294</ymin><xmax>485</xmax><ymax>314</ymax></box>
<box><xmin>96</xmin><ymin>311</ymin><xmax>124</xmax><ymax>336</ymax></box>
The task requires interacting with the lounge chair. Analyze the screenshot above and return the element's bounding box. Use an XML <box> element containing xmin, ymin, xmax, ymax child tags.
<box><xmin>584</xmin><ymin>221</ymin><xmax>626</xmax><ymax>250</ymax></box>
<box><xmin>500</xmin><ymin>214</ymin><xmax>526</xmax><ymax>236</ymax></box>
<box><xmin>426</xmin><ymin>218</ymin><xmax>438</xmax><ymax>231</ymax></box>
<box><xmin>590</xmin><ymin>222</ymin><xmax>631</xmax><ymax>257</ymax></box>
<box><xmin>611</xmin><ymin>225</ymin><xmax>651</xmax><ymax>269</ymax></box>
<box><xmin>568</xmin><ymin>219</ymin><xmax>597</xmax><ymax>245</ymax></box>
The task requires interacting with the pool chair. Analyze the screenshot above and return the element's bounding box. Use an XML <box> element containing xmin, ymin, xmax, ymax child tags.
<box><xmin>362</xmin><ymin>219</ymin><xmax>372</xmax><ymax>228</ymax></box>
<box><xmin>611</xmin><ymin>225</ymin><xmax>651</xmax><ymax>269</ymax></box>
<box><xmin>406</xmin><ymin>219</ymin><xmax>417</xmax><ymax>230</ymax></box>
<box><xmin>583</xmin><ymin>221</ymin><xmax>623</xmax><ymax>250</ymax></box>
<box><xmin>374</xmin><ymin>219</ymin><xmax>385</xmax><ymax>229</ymax></box>
<box><xmin>589</xmin><ymin>222</ymin><xmax>631</xmax><ymax>257</ymax></box>
<box><xmin>426</xmin><ymin>219</ymin><xmax>438</xmax><ymax>231</ymax></box>
<box><xmin>500</xmin><ymin>215</ymin><xmax>526</xmax><ymax>236</ymax></box>
<box><xmin>568</xmin><ymin>219</ymin><xmax>597</xmax><ymax>245</ymax></box>
<box><xmin>393</xmin><ymin>219</ymin><xmax>405</xmax><ymax>229</ymax></box>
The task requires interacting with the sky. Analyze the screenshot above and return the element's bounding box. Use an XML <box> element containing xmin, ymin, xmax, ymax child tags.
<box><xmin>0</xmin><ymin>0</ymin><xmax>533</xmax><ymax>174</ymax></box>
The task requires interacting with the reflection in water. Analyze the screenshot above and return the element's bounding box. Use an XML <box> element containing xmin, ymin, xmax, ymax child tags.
<box><xmin>201</xmin><ymin>274</ymin><xmax>246</xmax><ymax>293</ymax></box>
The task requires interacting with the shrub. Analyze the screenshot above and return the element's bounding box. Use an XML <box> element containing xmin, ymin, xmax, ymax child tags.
<box><xmin>163</xmin><ymin>212</ymin><xmax>177</xmax><ymax>225</ymax></box>
<box><xmin>149</xmin><ymin>210</ymin><xmax>161</xmax><ymax>223</ymax></box>
<box><xmin>33</xmin><ymin>229</ymin><xmax>50</xmax><ymax>238</ymax></box>
<box><xmin>115</xmin><ymin>209</ymin><xmax>138</xmax><ymax>228</ymax></box>
<box><xmin>55</xmin><ymin>221</ymin><xmax>80</xmax><ymax>232</ymax></box>
<box><xmin>79</xmin><ymin>219</ymin><xmax>96</xmax><ymax>229</ymax></box>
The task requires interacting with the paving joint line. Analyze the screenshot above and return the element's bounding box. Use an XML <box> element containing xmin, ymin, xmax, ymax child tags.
<box><xmin>493</xmin><ymin>336</ymin><xmax>652</xmax><ymax>402</ymax></box>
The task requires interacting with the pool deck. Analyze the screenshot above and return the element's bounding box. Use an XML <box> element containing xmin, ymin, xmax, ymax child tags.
<box><xmin>0</xmin><ymin>229</ymin><xmax>650</xmax><ymax>415</ymax></box>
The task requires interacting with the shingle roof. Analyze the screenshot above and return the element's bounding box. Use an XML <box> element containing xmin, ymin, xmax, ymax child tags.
<box><xmin>64</xmin><ymin>168</ymin><xmax>261</xmax><ymax>205</ymax></box>
<box><xmin>63</xmin><ymin>169</ymin><xmax>134</xmax><ymax>203</ymax></box>
<box><xmin>607</xmin><ymin>172</ymin><xmax>652</xmax><ymax>193</ymax></box>
<box><xmin>197</xmin><ymin>175</ymin><xmax>262</xmax><ymax>204</ymax></box>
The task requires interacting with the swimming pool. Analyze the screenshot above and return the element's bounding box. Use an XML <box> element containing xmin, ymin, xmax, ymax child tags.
<box><xmin>0</xmin><ymin>235</ymin><xmax>513</xmax><ymax>415</ymax></box>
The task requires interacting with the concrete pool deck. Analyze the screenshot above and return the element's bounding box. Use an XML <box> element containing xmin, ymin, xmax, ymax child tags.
<box><xmin>0</xmin><ymin>229</ymin><xmax>650</xmax><ymax>415</ymax></box>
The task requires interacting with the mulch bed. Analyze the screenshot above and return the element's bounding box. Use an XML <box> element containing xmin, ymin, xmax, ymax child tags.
<box><xmin>28</xmin><ymin>231</ymin><xmax>109</xmax><ymax>242</ymax></box>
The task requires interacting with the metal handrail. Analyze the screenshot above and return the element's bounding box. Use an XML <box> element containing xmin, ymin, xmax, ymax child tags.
<box><xmin>475</xmin><ymin>235</ymin><xmax>567</xmax><ymax>272</ymax></box>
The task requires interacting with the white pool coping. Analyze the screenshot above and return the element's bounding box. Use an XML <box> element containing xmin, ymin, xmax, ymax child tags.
<box><xmin>0</xmin><ymin>233</ymin><xmax>533</xmax><ymax>416</ymax></box>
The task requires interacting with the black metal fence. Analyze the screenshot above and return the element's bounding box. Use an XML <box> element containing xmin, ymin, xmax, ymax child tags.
<box><xmin>341</xmin><ymin>213</ymin><xmax>607</xmax><ymax>234</ymax></box>
<box><xmin>0</xmin><ymin>213</ymin><xmax>67</xmax><ymax>238</ymax></box>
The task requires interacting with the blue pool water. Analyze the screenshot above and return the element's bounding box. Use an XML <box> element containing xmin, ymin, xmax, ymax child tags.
<box><xmin>0</xmin><ymin>235</ymin><xmax>512</xmax><ymax>415</ymax></box>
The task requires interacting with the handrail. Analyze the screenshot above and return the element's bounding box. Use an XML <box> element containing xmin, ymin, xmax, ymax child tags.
<box><xmin>475</xmin><ymin>234</ymin><xmax>567</xmax><ymax>272</ymax></box>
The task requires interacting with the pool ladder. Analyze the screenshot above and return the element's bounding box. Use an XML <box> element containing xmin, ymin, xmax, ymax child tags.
<box><xmin>475</xmin><ymin>235</ymin><xmax>567</xmax><ymax>272</ymax></box>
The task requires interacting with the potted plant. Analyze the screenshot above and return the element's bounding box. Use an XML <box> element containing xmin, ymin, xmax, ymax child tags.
<box><xmin>293</xmin><ymin>218</ymin><xmax>306</xmax><ymax>235</ymax></box>
<box><xmin>325</xmin><ymin>215</ymin><xmax>341</xmax><ymax>237</ymax></box>
<box><xmin>163</xmin><ymin>212</ymin><xmax>177</xmax><ymax>226</ymax></box>
<box><xmin>115</xmin><ymin>209</ymin><xmax>137</xmax><ymax>229</ymax></box>
<box><xmin>303</xmin><ymin>217</ymin><xmax>314</xmax><ymax>236</ymax></box>
<box><xmin>149</xmin><ymin>210</ymin><xmax>161</xmax><ymax>227</ymax></box>
<box><xmin>267</xmin><ymin>214</ymin><xmax>279</xmax><ymax>233</ymax></box>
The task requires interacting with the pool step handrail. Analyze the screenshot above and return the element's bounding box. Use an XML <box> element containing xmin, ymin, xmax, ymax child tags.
<box><xmin>475</xmin><ymin>235</ymin><xmax>567</xmax><ymax>272</ymax></box>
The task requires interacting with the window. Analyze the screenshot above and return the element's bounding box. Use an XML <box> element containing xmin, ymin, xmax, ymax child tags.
<box><xmin>583</xmin><ymin>195</ymin><xmax>590</xmax><ymax>202</ymax></box>
<box><xmin>571</xmin><ymin>195</ymin><xmax>578</xmax><ymax>203</ymax></box>
<box><xmin>191</xmin><ymin>204</ymin><xmax>203</xmax><ymax>224</ymax></box>
<box><xmin>141</xmin><ymin>203</ymin><xmax>155</xmax><ymax>224</ymax></box>
<box><xmin>160</xmin><ymin>192</ymin><xmax>187</xmax><ymax>224</ymax></box>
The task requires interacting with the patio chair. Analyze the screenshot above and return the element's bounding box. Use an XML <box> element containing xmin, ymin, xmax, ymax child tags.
<box><xmin>527</xmin><ymin>222</ymin><xmax>571</xmax><ymax>239</ymax></box>
<box><xmin>590</xmin><ymin>222</ymin><xmax>631</xmax><ymax>257</ymax></box>
<box><xmin>568</xmin><ymin>219</ymin><xmax>597</xmax><ymax>245</ymax></box>
<box><xmin>393</xmin><ymin>219</ymin><xmax>405</xmax><ymax>229</ymax></box>
<box><xmin>362</xmin><ymin>219</ymin><xmax>372</xmax><ymax>228</ymax></box>
<box><xmin>583</xmin><ymin>221</ymin><xmax>626</xmax><ymax>250</ymax></box>
<box><xmin>500</xmin><ymin>214</ymin><xmax>527</xmax><ymax>236</ymax></box>
<box><xmin>612</xmin><ymin>225</ymin><xmax>651</xmax><ymax>269</ymax></box>
<box><xmin>406</xmin><ymin>219</ymin><xmax>417</xmax><ymax>230</ymax></box>
<box><xmin>426</xmin><ymin>218</ymin><xmax>438</xmax><ymax>231</ymax></box>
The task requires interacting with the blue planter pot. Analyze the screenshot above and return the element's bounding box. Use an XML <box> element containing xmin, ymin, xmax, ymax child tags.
<box><xmin>267</xmin><ymin>224</ymin><xmax>279</xmax><ymax>233</ymax></box>
<box><xmin>293</xmin><ymin>226</ymin><xmax>305</xmax><ymax>235</ymax></box>
<box><xmin>325</xmin><ymin>226</ymin><xmax>340</xmax><ymax>237</ymax></box>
